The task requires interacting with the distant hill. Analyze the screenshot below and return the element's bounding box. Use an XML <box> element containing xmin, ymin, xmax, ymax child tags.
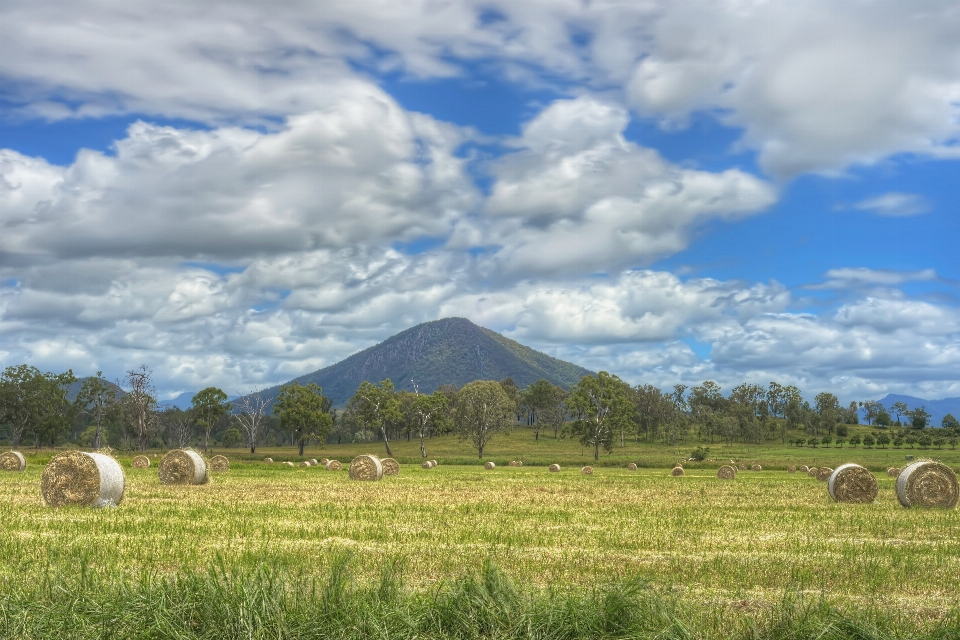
<box><xmin>879</xmin><ymin>394</ymin><xmax>960</xmax><ymax>428</ymax></box>
<box><xmin>65</xmin><ymin>378</ymin><xmax>125</xmax><ymax>403</ymax></box>
<box><xmin>161</xmin><ymin>391</ymin><xmax>239</xmax><ymax>410</ymax></box>
<box><xmin>243</xmin><ymin>317</ymin><xmax>594</xmax><ymax>409</ymax></box>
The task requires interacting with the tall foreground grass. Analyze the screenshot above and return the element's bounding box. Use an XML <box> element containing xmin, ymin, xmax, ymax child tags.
<box><xmin>2</xmin><ymin>556</ymin><xmax>957</xmax><ymax>639</ymax></box>
<box><xmin>2</xmin><ymin>456</ymin><xmax>960</xmax><ymax>637</ymax></box>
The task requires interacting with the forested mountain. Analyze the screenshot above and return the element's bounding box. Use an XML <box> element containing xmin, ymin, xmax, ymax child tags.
<box><xmin>247</xmin><ymin>317</ymin><xmax>594</xmax><ymax>408</ymax></box>
<box><xmin>879</xmin><ymin>394</ymin><xmax>960</xmax><ymax>428</ymax></box>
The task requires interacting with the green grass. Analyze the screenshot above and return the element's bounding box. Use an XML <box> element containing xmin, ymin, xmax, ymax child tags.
<box><xmin>1</xmin><ymin>442</ymin><xmax>960</xmax><ymax>638</ymax></box>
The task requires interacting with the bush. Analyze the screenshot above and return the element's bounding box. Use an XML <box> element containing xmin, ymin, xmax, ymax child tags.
<box><xmin>835</xmin><ymin>424</ymin><xmax>848</xmax><ymax>437</ymax></box>
<box><xmin>848</xmin><ymin>435</ymin><xmax>861</xmax><ymax>447</ymax></box>
<box><xmin>689</xmin><ymin>446</ymin><xmax>710</xmax><ymax>462</ymax></box>
<box><xmin>875</xmin><ymin>433</ymin><xmax>890</xmax><ymax>448</ymax></box>
<box><xmin>221</xmin><ymin>428</ymin><xmax>243</xmax><ymax>448</ymax></box>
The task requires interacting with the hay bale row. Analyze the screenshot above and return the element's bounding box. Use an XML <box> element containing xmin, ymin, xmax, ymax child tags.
<box><xmin>787</xmin><ymin>466</ymin><xmax>796</xmax><ymax>473</ymax></box>
<box><xmin>751</xmin><ymin>464</ymin><xmax>762</xmax><ymax>471</ymax></box>
<box><xmin>159</xmin><ymin>449</ymin><xmax>209</xmax><ymax>485</ymax></box>
<box><xmin>828</xmin><ymin>464</ymin><xmax>878</xmax><ymax>503</ymax></box>
<box><xmin>209</xmin><ymin>455</ymin><xmax>230</xmax><ymax>472</ymax></box>
<box><xmin>484</xmin><ymin>461</ymin><xmax>496</xmax><ymax>470</ymax></box>
<box><xmin>41</xmin><ymin>451</ymin><xmax>125</xmax><ymax>508</ymax></box>
<box><xmin>320</xmin><ymin>458</ymin><xmax>329</xmax><ymax>466</ymax></box>
<box><xmin>897</xmin><ymin>460</ymin><xmax>959</xmax><ymax>508</ymax></box>
<box><xmin>807</xmin><ymin>467</ymin><xmax>818</xmax><ymax>478</ymax></box>
<box><xmin>717</xmin><ymin>465</ymin><xmax>736</xmax><ymax>480</ymax></box>
<box><xmin>581</xmin><ymin>466</ymin><xmax>594</xmax><ymax>475</ymax></box>
<box><xmin>816</xmin><ymin>467</ymin><xmax>833</xmax><ymax>482</ymax></box>
<box><xmin>548</xmin><ymin>464</ymin><xmax>561</xmax><ymax>473</ymax></box>
<box><xmin>131</xmin><ymin>455</ymin><xmax>150</xmax><ymax>469</ymax></box>
<box><xmin>381</xmin><ymin>458</ymin><xmax>400</xmax><ymax>476</ymax></box>
<box><xmin>627</xmin><ymin>463</ymin><xmax>637</xmax><ymax>471</ymax></box>
<box><xmin>326</xmin><ymin>460</ymin><xmax>342</xmax><ymax>471</ymax></box>
<box><xmin>886</xmin><ymin>467</ymin><xmax>902</xmax><ymax>477</ymax></box>
<box><xmin>299</xmin><ymin>461</ymin><xmax>311</xmax><ymax>468</ymax></box>
<box><xmin>508</xmin><ymin>460</ymin><xmax>523</xmax><ymax>467</ymax></box>
<box><xmin>671</xmin><ymin>466</ymin><xmax>685</xmax><ymax>477</ymax></box>
<box><xmin>0</xmin><ymin>451</ymin><xmax>26</xmax><ymax>472</ymax></box>
<box><xmin>283</xmin><ymin>461</ymin><xmax>295</xmax><ymax>467</ymax></box>
<box><xmin>800</xmin><ymin>465</ymin><xmax>810</xmax><ymax>473</ymax></box>
<box><xmin>349</xmin><ymin>455</ymin><xmax>382</xmax><ymax>480</ymax></box>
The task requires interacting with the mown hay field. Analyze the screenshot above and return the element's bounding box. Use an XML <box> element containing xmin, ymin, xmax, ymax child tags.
<box><xmin>1</xmin><ymin>454</ymin><xmax>960</xmax><ymax>637</ymax></box>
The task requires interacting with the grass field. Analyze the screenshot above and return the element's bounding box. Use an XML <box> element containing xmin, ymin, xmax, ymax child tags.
<box><xmin>1</xmin><ymin>439</ymin><xmax>959</xmax><ymax>638</ymax></box>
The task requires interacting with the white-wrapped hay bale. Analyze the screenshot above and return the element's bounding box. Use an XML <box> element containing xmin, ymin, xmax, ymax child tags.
<box><xmin>548</xmin><ymin>464</ymin><xmax>561</xmax><ymax>473</ymax></box>
<box><xmin>41</xmin><ymin>451</ymin><xmax>124</xmax><ymax>508</ymax></box>
<box><xmin>131</xmin><ymin>455</ymin><xmax>150</xmax><ymax>469</ymax></box>
<box><xmin>828</xmin><ymin>464</ymin><xmax>879</xmax><ymax>503</ymax></box>
<box><xmin>421</xmin><ymin>461</ymin><xmax>433</xmax><ymax>469</ymax></box>
<box><xmin>159</xmin><ymin>449</ymin><xmax>208</xmax><ymax>485</ymax></box>
<box><xmin>484</xmin><ymin>461</ymin><xmax>496</xmax><ymax>470</ymax></box>
<box><xmin>671</xmin><ymin>466</ymin><xmax>685</xmax><ymax>477</ymax></box>
<box><xmin>581</xmin><ymin>466</ymin><xmax>594</xmax><ymax>475</ymax></box>
<box><xmin>380</xmin><ymin>458</ymin><xmax>400</xmax><ymax>476</ymax></box>
<box><xmin>299</xmin><ymin>461</ymin><xmax>311</xmax><ymax>468</ymax></box>
<box><xmin>309</xmin><ymin>459</ymin><xmax>318</xmax><ymax>466</ymax></box>
<box><xmin>326</xmin><ymin>460</ymin><xmax>342</xmax><ymax>471</ymax></box>
<box><xmin>0</xmin><ymin>451</ymin><xmax>26</xmax><ymax>472</ymax></box>
<box><xmin>209</xmin><ymin>455</ymin><xmax>230</xmax><ymax>472</ymax></box>
<box><xmin>717</xmin><ymin>465</ymin><xmax>736</xmax><ymax>480</ymax></box>
<box><xmin>627</xmin><ymin>463</ymin><xmax>637</xmax><ymax>471</ymax></box>
<box><xmin>800</xmin><ymin>465</ymin><xmax>810</xmax><ymax>473</ymax></box>
<box><xmin>816</xmin><ymin>467</ymin><xmax>833</xmax><ymax>482</ymax></box>
<box><xmin>751</xmin><ymin>464</ymin><xmax>762</xmax><ymax>471</ymax></box>
<box><xmin>430</xmin><ymin>460</ymin><xmax>438</xmax><ymax>467</ymax></box>
<box><xmin>320</xmin><ymin>458</ymin><xmax>329</xmax><ymax>466</ymax></box>
<box><xmin>896</xmin><ymin>460</ymin><xmax>959</xmax><ymax>508</ymax></box>
<box><xmin>349</xmin><ymin>455</ymin><xmax>383</xmax><ymax>481</ymax></box>
<box><xmin>283</xmin><ymin>461</ymin><xmax>295</xmax><ymax>467</ymax></box>
<box><xmin>263</xmin><ymin>457</ymin><xmax>273</xmax><ymax>463</ymax></box>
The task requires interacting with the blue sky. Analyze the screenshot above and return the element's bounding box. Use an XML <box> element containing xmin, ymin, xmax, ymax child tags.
<box><xmin>1</xmin><ymin>0</ymin><xmax>958</xmax><ymax>404</ymax></box>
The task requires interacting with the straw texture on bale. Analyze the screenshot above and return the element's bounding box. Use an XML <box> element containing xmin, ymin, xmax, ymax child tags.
<box><xmin>299</xmin><ymin>461</ymin><xmax>311</xmax><ymax>468</ymax></box>
<box><xmin>508</xmin><ymin>460</ymin><xmax>523</xmax><ymax>467</ymax></box>
<box><xmin>816</xmin><ymin>467</ymin><xmax>833</xmax><ymax>482</ymax></box>
<box><xmin>131</xmin><ymin>455</ymin><xmax>150</xmax><ymax>469</ymax></box>
<box><xmin>0</xmin><ymin>451</ymin><xmax>26</xmax><ymax>472</ymax></box>
<box><xmin>751</xmin><ymin>464</ymin><xmax>762</xmax><ymax>471</ymax></box>
<box><xmin>891</xmin><ymin>467</ymin><xmax>902</xmax><ymax>478</ymax></box>
<box><xmin>800</xmin><ymin>465</ymin><xmax>810</xmax><ymax>473</ymax></box>
<box><xmin>263</xmin><ymin>457</ymin><xmax>273</xmax><ymax>463</ymax></box>
<box><xmin>380</xmin><ymin>458</ymin><xmax>400</xmax><ymax>476</ymax></box>
<box><xmin>738</xmin><ymin>465</ymin><xmax>746</xmax><ymax>471</ymax></box>
<box><xmin>41</xmin><ymin>451</ymin><xmax>125</xmax><ymax>508</ymax></box>
<box><xmin>349</xmin><ymin>455</ymin><xmax>383</xmax><ymax>480</ymax></box>
<box><xmin>209</xmin><ymin>455</ymin><xmax>230</xmax><ymax>472</ymax></box>
<box><xmin>421</xmin><ymin>461</ymin><xmax>433</xmax><ymax>469</ymax></box>
<box><xmin>717</xmin><ymin>465</ymin><xmax>736</xmax><ymax>480</ymax></box>
<box><xmin>627</xmin><ymin>463</ymin><xmax>637</xmax><ymax>471</ymax></box>
<box><xmin>309</xmin><ymin>459</ymin><xmax>318</xmax><ymax>466</ymax></box>
<box><xmin>671</xmin><ymin>466</ymin><xmax>685</xmax><ymax>477</ymax></box>
<box><xmin>828</xmin><ymin>464</ymin><xmax>879</xmax><ymax>503</ymax></box>
<box><xmin>484</xmin><ymin>461</ymin><xmax>496</xmax><ymax>470</ymax></box>
<box><xmin>787</xmin><ymin>466</ymin><xmax>796</xmax><ymax>473</ymax></box>
<box><xmin>320</xmin><ymin>458</ymin><xmax>329</xmax><ymax>466</ymax></box>
<box><xmin>581</xmin><ymin>466</ymin><xmax>594</xmax><ymax>475</ymax></box>
<box><xmin>326</xmin><ymin>460</ymin><xmax>342</xmax><ymax>471</ymax></box>
<box><xmin>430</xmin><ymin>460</ymin><xmax>438</xmax><ymax>467</ymax></box>
<box><xmin>807</xmin><ymin>467</ymin><xmax>818</xmax><ymax>478</ymax></box>
<box><xmin>159</xmin><ymin>449</ymin><xmax>208</xmax><ymax>485</ymax></box>
<box><xmin>548</xmin><ymin>464</ymin><xmax>561</xmax><ymax>473</ymax></box>
<box><xmin>896</xmin><ymin>460</ymin><xmax>959</xmax><ymax>508</ymax></box>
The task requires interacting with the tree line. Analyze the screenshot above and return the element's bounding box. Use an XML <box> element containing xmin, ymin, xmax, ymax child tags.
<box><xmin>2</xmin><ymin>363</ymin><xmax>956</xmax><ymax>460</ymax></box>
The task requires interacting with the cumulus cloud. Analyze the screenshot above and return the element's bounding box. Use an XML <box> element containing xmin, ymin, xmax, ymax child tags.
<box><xmin>809</xmin><ymin>267</ymin><xmax>939</xmax><ymax>290</ymax></box>
<box><xmin>853</xmin><ymin>193</ymin><xmax>931</xmax><ymax>217</ymax></box>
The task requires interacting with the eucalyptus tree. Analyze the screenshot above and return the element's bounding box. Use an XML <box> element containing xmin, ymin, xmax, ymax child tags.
<box><xmin>191</xmin><ymin>387</ymin><xmax>231</xmax><ymax>453</ymax></box>
<box><xmin>273</xmin><ymin>382</ymin><xmax>332</xmax><ymax>456</ymax></box>
<box><xmin>76</xmin><ymin>371</ymin><xmax>118</xmax><ymax>450</ymax></box>
<box><xmin>567</xmin><ymin>372</ymin><xmax>634</xmax><ymax>461</ymax></box>
<box><xmin>0</xmin><ymin>365</ymin><xmax>75</xmax><ymax>450</ymax></box>
<box><xmin>453</xmin><ymin>380</ymin><xmax>514</xmax><ymax>459</ymax></box>
<box><xmin>408</xmin><ymin>388</ymin><xmax>448</xmax><ymax>458</ymax></box>
<box><xmin>347</xmin><ymin>379</ymin><xmax>401</xmax><ymax>457</ymax></box>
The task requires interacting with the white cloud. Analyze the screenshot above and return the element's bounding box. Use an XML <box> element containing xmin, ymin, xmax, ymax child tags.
<box><xmin>853</xmin><ymin>193</ymin><xmax>931</xmax><ymax>217</ymax></box>
<box><xmin>810</xmin><ymin>267</ymin><xmax>939</xmax><ymax>290</ymax></box>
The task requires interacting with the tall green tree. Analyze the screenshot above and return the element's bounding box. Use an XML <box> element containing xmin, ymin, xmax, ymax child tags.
<box><xmin>454</xmin><ymin>380</ymin><xmax>514</xmax><ymax>459</ymax></box>
<box><xmin>75</xmin><ymin>372</ymin><xmax>118</xmax><ymax>450</ymax></box>
<box><xmin>567</xmin><ymin>372</ymin><xmax>633</xmax><ymax>461</ymax></box>
<box><xmin>273</xmin><ymin>382</ymin><xmax>332</xmax><ymax>456</ymax></box>
<box><xmin>521</xmin><ymin>379</ymin><xmax>561</xmax><ymax>442</ymax></box>
<box><xmin>191</xmin><ymin>387</ymin><xmax>231</xmax><ymax>453</ymax></box>
<box><xmin>0</xmin><ymin>365</ymin><xmax>75</xmax><ymax>450</ymax></box>
<box><xmin>347</xmin><ymin>379</ymin><xmax>401</xmax><ymax>457</ymax></box>
<box><xmin>408</xmin><ymin>389</ymin><xmax>448</xmax><ymax>458</ymax></box>
<box><xmin>891</xmin><ymin>401</ymin><xmax>909</xmax><ymax>426</ymax></box>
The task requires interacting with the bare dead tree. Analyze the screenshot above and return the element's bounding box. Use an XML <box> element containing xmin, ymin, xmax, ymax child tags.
<box><xmin>122</xmin><ymin>365</ymin><xmax>156</xmax><ymax>452</ymax></box>
<box><xmin>235</xmin><ymin>391</ymin><xmax>267</xmax><ymax>454</ymax></box>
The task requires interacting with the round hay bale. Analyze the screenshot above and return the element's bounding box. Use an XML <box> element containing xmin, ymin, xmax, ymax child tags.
<box><xmin>807</xmin><ymin>467</ymin><xmax>818</xmax><ymax>478</ymax></box>
<box><xmin>131</xmin><ymin>455</ymin><xmax>150</xmax><ymax>469</ymax></box>
<box><xmin>299</xmin><ymin>461</ymin><xmax>311</xmax><ymax>468</ymax></box>
<box><xmin>816</xmin><ymin>467</ymin><xmax>833</xmax><ymax>482</ymax></box>
<box><xmin>263</xmin><ymin>457</ymin><xmax>273</xmax><ymax>463</ymax></box>
<box><xmin>0</xmin><ymin>451</ymin><xmax>26</xmax><ymax>472</ymax></box>
<box><xmin>548</xmin><ymin>464</ymin><xmax>561</xmax><ymax>473</ymax></box>
<box><xmin>309</xmin><ymin>459</ymin><xmax>318</xmax><ymax>466</ymax></box>
<box><xmin>430</xmin><ymin>460</ymin><xmax>438</xmax><ymax>467</ymax></box>
<box><xmin>421</xmin><ymin>461</ymin><xmax>433</xmax><ymax>469</ymax></box>
<box><xmin>581</xmin><ymin>465</ymin><xmax>594</xmax><ymax>475</ymax></box>
<box><xmin>627</xmin><ymin>463</ymin><xmax>637</xmax><ymax>471</ymax></box>
<box><xmin>828</xmin><ymin>463</ymin><xmax>879</xmax><ymax>503</ymax></box>
<box><xmin>800</xmin><ymin>465</ymin><xmax>810</xmax><ymax>473</ymax></box>
<box><xmin>484</xmin><ymin>461</ymin><xmax>496</xmax><ymax>470</ymax></box>
<box><xmin>380</xmin><ymin>458</ymin><xmax>400</xmax><ymax>476</ymax></box>
<box><xmin>671</xmin><ymin>466</ymin><xmax>685</xmax><ymax>477</ymax></box>
<box><xmin>896</xmin><ymin>460</ymin><xmax>959</xmax><ymax>508</ymax></box>
<box><xmin>891</xmin><ymin>467</ymin><xmax>902</xmax><ymax>478</ymax></box>
<box><xmin>326</xmin><ymin>460</ymin><xmax>342</xmax><ymax>471</ymax></box>
<box><xmin>320</xmin><ymin>458</ymin><xmax>329</xmax><ymax>466</ymax></box>
<box><xmin>283</xmin><ymin>461</ymin><xmax>295</xmax><ymax>467</ymax></box>
<box><xmin>787</xmin><ymin>466</ymin><xmax>796</xmax><ymax>473</ymax></box>
<box><xmin>349</xmin><ymin>455</ymin><xmax>383</xmax><ymax>481</ymax></box>
<box><xmin>717</xmin><ymin>465</ymin><xmax>737</xmax><ymax>480</ymax></box>
<box><xmin>751</xmin><ymin>464</ymin><xmax>762</xmax><ymax>471</ymax></box>
<box><xmin>886</xmin><ymin>467</ymin><xmax>895</xmax><ymax>477</ymax></box>
<box><xmin>209</xmin><ymin>455</ymin><xmax>230</xmax><ymax>472</ymax></box>
<box><xmin>159</xmin><ymin>450</ymin><xmax>208</xmax><ymax>485</ymax></box>
<box><xmin>41</xmin><ymin>451</ymin><xmax>125</xmax><ymax>508</ymax></box>
<box><xmin>738</xmin><ymin>465</ymin><xmax>746</xmax><ymax>471</ymax></box>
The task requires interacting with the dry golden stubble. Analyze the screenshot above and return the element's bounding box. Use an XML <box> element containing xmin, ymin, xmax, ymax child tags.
<box><xmin>0</xmin><ymin>451</ymin><xmax>26</xmax><ymax>472</ymax></box>
<box><xmin>671</xmin><ymin>467</ymin><xmax>686</xmax><ymax>477</ymax></box>
<box><xmin>717</xmin><ymin>465</ymin><xmax>737</xmax><ymax>480</ymax></box>
<box><xmin>816</xmin><ymin>467</ymin><xmax>834</xmax><ymax>482</ymax></box>
<box><xmin>209</xmin><ymin>455</ymin><xmax>230</xmax><ymax>472</ymax></box>
<box><xmin>828</xmin><ymin>464</ymin><xmax>879</xmax><ymax>503</ymax></box>
<box><xmin>41</xmin><ymin>450</ymin><xmax>125</xmax><ymax>508</ymax></box>
<box><xmin>158</xmin><ymin>449</ymin><xmax>208</xmax><ymax>485</ymax></box>
<box><xmin>548</xmin><ymin>464</ymin><xmax>561</xmax><ymax>473</ymax></box>
<box><xmin>349</xmin><ymin>455</ymin><xmax>383</xmax><ymax>481</ymax></box>
<box><xmin>897</xmin><ymin>460</ymin><xmax>960</xmax><ymax>508</ymax></box>
<box><xmin>131</xmin><ymin>455</ymin><xmax>150</xmax><ymax>469</ymax></box>
<box><xmin>380</xmin><ymin>458</ymin><xmax>400</xmax><ymax>476</ymax></box>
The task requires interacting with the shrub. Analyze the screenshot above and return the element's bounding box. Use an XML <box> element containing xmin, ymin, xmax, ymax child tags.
<box><xmin>836</xmin><ymin>424</ymin><xmax>849</xmax><ymax>437</ymax></box>
<box><xmin>848</xmin><ymin>435</ymin><xmax>861</xmax><ymax>447</ymax></box>
<box><xmin>689</xmin><ymin>446</ymin><xmax>710</xmax><ymax>462</ymax></box>
<box><xmin>876</xmin><ymin>433</ymin><xmax>890</xmax><ymax>448</ymax></box>
<box><xmin>862</xmin><ymin>434</ymin><xmax>875</xmax><ymax>447</ymax></box>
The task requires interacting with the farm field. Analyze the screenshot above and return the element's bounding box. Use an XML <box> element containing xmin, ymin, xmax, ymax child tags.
<box><xmin>2</xmin><ymin>443</ymin><xmax>960</xmax><ymax>638</ymax></box>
